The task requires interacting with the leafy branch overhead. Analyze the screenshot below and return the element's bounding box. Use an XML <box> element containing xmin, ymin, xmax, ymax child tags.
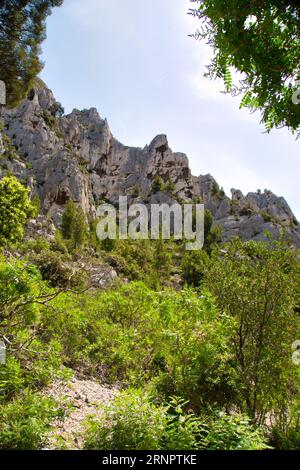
<box><xmin>190</xmin><ymin>0</ymin><xmax>300</xmax><ymax>136</ymax></box>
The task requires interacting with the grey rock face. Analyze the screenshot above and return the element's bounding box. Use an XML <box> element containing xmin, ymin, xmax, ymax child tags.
<box><xmin>0</xmin><ymin>84</ymin><xmax>299</xmax><ymax>247</ymax></box>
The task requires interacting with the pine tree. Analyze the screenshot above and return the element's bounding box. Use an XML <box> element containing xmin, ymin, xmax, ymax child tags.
<box><xmin>61</xmin><ymin>200</ymin><xmax>88</xmax><ymax>249</ymax></box>
<box><xmin>203</xmin><ymin>209</ymin><xmax>221</xmax><ymax>255</ymax></box>
<box><xmin>72</xmin><ymin>206</ymin><xmax>88</xmax><ymax>249</ymax></box>
<box><xmin>152</xmin><ymin>176</ymin><xmax>164</xmax><ymax>194</ymax></box>
<box><xmin>0</xmin><ymin>1</ymin><xmax>63</xmax><ymax>108</ymax></box>
<box><xmin>61</xmin><ymin>200</ymin><xmax>76</xmax><ymax>240</ymax></box>
<box><xmin>153</xmin><ymin>238</ymin><xmax>172</xmax><ymax>278</ymax></box>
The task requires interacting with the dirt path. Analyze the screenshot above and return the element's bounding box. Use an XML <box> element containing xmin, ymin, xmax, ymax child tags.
<box><xmin>45</xmin><ymin>376</ymin><xmax>118</xmax><ymax>449</ymax></box>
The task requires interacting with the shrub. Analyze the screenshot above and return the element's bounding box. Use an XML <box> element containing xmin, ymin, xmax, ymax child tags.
<box><xmin>165</xmin><ymin>178</ymin><xmax>176</xmax><ymax>194</ymax></box>
<box><xmin>0</xmin><ymin>391</ymin><xmax>64</xmax><ymax>450</ymax></box>
<box><xmin>19</xmin><ymin>236</ymin><xmax>50</xmax><ymax>254</ymax></box>
<box><xmin>83</xmin><ymin>391</ymin><xmax>200</xmax><ymax>450</ymax></box>
<box><xmin>29</xmin><ymin>250</ymin><xmax>73</xmax><ymax>287</ymax></box>
<box><xmin>31</xmin><ymin>193</ymin><xmax>41</xmax><ymax>216</ymax></box>
<box><xmin>83</xmin><ymin>390</ymin><xmax>268</xmax><ymax>450</ymax></box>
<box><xmin>0</xmin><ymin>342</ymin><xmax>65</xmax><ymax>401</ymax></box>
<box><xmin>112</xmin><ymin>239</ymin><xmax>156</xmax><ymax>281</ymax></box>
<box><xmin>50</xmin><ymin>231</ymin><xmax>69</xmax><ymax>254</ymax></box>
<box><xmin>151</xmin><ymin>176</ymin><xmax>164</xmax><ymax>193</ymax></box>
<box><xmin>0</xmin><ymin>257</ymin><xmax>69</xmax><ymax>394</ymax></box>
<box><xmin>0</xmin><ymin>176</ymin><xmax>35</xmax><ymax>244</ymax></box>
<box><xmin>104</xmin><ymin>254</ymin><xmax>127</xmax><ymax>273</ymax></box>
<box><xmin>0</xmin><ymin>257</ymin><xmax>43</xmax><ymax>327</ymax></box>
<box><xmin>131</xmin><ymin>185</ymin><xmax>140</xmax><ymax>198</ymax></box>
<box><xmin>109</xmin><ymin>238</ymin><xmax>175</xmax><ymax>287</ymax></box>
<box><xmin>181</xmin><ymin>249</ymin><xmax>210</xmax><ymax>287</ymax></box>
<box><xmin>52</xmin><ymin>101</ymin><xmax>64</xmax><ymax>118</ymax></box>
<box><xmin>30</xmin><ymin>249</ymin><xmax>87</xmax><ymax>289</ymax></box>
<box><xmin>152</xmin><ymin>290</ymin><xmax>237</xmax><ymax>410</ymax></box>
<box><xmin>61</xmin><ymin>200</ymin><xmax>88</xmax><ymax>249</ymax></box>
<box><xmin>41</xmin><ymin>111</ymin><xmax>56</xmax><ymax>129</ymax></box>
<box><xmin>0</xmin><ymin>257</ymin><xmax>70</xmax><ymax>449</ymax></box>
<box><xmin>270</xmin><ymin>394</ymin><xmax>300</xmax><ymax>449</ymax></box>
<box><xmin>211</xmin><ymin>180</ymin><xmax>220</xmax><ymax>196</ymax></box>
<box><xmin>47</xmin><ymin>283</ymin><xmax>237</xmax><ymax>408</ymax></box>
<box><xmin>203</xmin><ymin>238</ymin><xmax>300</xmax><ymax>424</ymax></box>
<box><xmin>270</xmin><ymin>426</ymin><xmax>300</xmax><ymax>450</ymax></box>
<box><xmin>239</xmin><ymin>205</ymin><xmax>254</xmax><ymax>216</ymax></box>
<box><xmin>261</xmin><ymin>211</ymin><xmax>273</xmax><ymax>223</ymax></box>
<box><xmin>197</xmin><ymin>410</ymin><xmax>269</xmax><ymax>450</ymax></box>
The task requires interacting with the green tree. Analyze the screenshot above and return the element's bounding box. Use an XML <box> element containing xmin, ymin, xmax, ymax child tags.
<box><xmin>204</xmin><ymin>208</ymin><xmax>213</xmax><ymax>238</ymax></box>
<box><xmin>0</xmin><ymin>176</ymin><xmax>35</xmax><ymax>244</ymax></box>
<box><xmin>203</xmin><ymin>208</ymin><xmax>222</xmax><ymax>254</ymax></box>
<box><xmin>0</xmin><ymin>0</ymin><xmax>63</xmax><ymax>108</ymax></box>
<box><xmin>165</xmin><ymin>178</ymin><xmax>176</xmax><ymax>194</ymax></box>
<box><xmin>61</xmin><ymin>200</ymin><xmax>88</xmax><ymax>249</ymax></box>
<box><xmin>61</xmin><ymin>200</ymin><xmax>76</xmax><ymax>240</ymax></box>
<box><xmin>152</xmin><ymin>176</ymin><xmax>164</xmax><ymax>193</ymax></box>
<box><xmin>72</xmin><ymin>206</ymin><xmax>88</xmax><ymax>248</ymax></box>
<box><xmin>152</xmin><ymin>238</ymin><xmax>172</xmax><ymax>279</ymax></box>
<box><xmin>181</xmin><ymin>249</ymin><xmax>210</xmax><ymax>287</ymax></box>
<box><xmin>204</xmin><ymin>238</ymin><xmax>300</xmax><ymax>425</ymax></box>
<box><xmin>190</xmin><ymin>1</ymin><xmax>300</xmax><ymax>135</ymax></box>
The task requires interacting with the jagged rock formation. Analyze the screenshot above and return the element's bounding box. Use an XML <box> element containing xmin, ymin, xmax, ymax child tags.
<box><xmin>0</xmin><ymin>84</ymin><xmax>299</xmax><ymax>246</ymax></box>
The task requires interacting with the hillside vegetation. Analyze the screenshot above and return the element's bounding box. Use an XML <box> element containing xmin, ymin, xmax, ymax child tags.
<box><xmin>0</xmin><ymin>181</ymin><xmax>299</xmax><ymax>450</ymax></box>
<box><xmin>1</xmin><ymin>1</ymin><xmax>300</xmax><ymax>451</ymax></box>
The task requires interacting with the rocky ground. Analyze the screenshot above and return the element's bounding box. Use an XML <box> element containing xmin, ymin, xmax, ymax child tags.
<box><xmin>45</xmin><ymin>375</ymin><xmax>118</xmax><ymax>450</ymax></box>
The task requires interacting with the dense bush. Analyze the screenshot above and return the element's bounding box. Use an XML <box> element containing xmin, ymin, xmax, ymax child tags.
<box><xmin>43</xmin><ymin>282</ymin><xmax>237</xmax><ymax>411</ymax></box>
<box><xmin>203</xmin><ymin>238</ymin><xmax>300</xmax><ymax>425</ymax></box>
<box><xmin>0</xmin><ymin>391</ymin><xmax>64</xmax><ymax>450</ymax></box>
<box><xmin>84</xmin><ymin>391</ymin><xmax>202</xmax><ymax>450</ymax></box>
<box><xmin>103</xmin><ymin>238</ymin><xmax>174</xmax><ymax>288</ymax></box>
<box><xmin>0</xmin><ymin>257</ymin><xmax>70</xmax><ymax>449</ymax></box>
<box><xmin>181</xmin><ymin>249</ymin><xmax>210</xmax><ymax>287</ymax></box>
<box><xmin>270</xmin><ymin>394</ymin><xmax>300</xmax><ymax>449</ymax></box>
<box><xmin>83</xmin><ymin>389</ymin><xmax>268</xmax><ymax>450</ymax></box>
<box><xmin>270</xmin><ymin>426</ymin><xmax>300</xmax><ymax>450</ymax></box>
<box><xmin>151</xmin><ymin>176</ymin><xmax>165</xmax><ymax>194</ymax></box>
<box><xmin>0</xmin><ymin>258</ymin><xmax>70</xmax><ymax>391</ymax></box>
<box><xmin>0</xmin><ymin>236</ymin><xmax>299</xmax><ymax>450</ymax></box>
<box><xmin>29</xmin><ymin>250</ymin><xmax>73</xmax><ymax>287</ymax></box>
<box><xmin>197</xmin><ymin>410</ymin><xmax>269</xmax><ymax>450</ymax></box>
<box><xmin>0</xmin><ymin>176</ymin><xmax>36</xmax><ymax>244</ymax></box>
<box><xmin>61</xmin><ymin>200</ymin><xmax>89</xmax><ymax>249</ymax></box>
<box><xmin>84</xmin><ymin>390</ymin><xmax>174</xmax><ymax>450</ymax></box>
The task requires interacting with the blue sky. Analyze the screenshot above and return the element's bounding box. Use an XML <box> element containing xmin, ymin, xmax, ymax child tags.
<box><xmin>41</xmin><ymin>0</ymin><xmax>300</xmax><ymax>219</ymax></box>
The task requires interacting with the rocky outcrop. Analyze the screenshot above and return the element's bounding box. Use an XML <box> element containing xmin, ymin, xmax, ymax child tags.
<box><xmin>0</xmin><ymin>84</ymin><xmax>299</xmax><ymax>246</ymax></box>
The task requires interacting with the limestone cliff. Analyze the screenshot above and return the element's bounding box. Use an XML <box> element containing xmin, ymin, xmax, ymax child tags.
<box><xmin>0</xmin><ymin>84</ymin><xmax>299</xmax><ymax>246</ymax></box>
